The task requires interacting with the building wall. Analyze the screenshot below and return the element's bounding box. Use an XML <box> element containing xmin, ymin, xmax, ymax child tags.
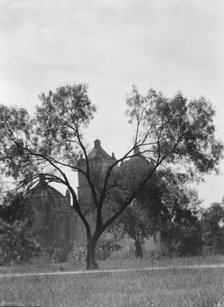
<box><xmin>28</xmin><ymin>183</ymin><xmax>76</xmax><ymax>261</ymax></box>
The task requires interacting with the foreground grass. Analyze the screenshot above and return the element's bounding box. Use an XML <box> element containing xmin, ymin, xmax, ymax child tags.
<box><xmin>1</xmin><ymin>267</ymin><xmax>224</xmax><ymax>306</ymax></box>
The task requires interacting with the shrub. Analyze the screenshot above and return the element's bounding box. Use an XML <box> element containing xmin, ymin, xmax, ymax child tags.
<box><xmin>0</xmin><ymin>217</ymin><xmax>40</xmax><ymax>265</ymax></box>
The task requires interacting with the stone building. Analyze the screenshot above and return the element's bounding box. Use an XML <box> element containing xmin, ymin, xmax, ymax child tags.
<box><xmin>77</xmin><ymin>139</ymin><xmax>116</xmax><ymax>208</ymax></box>
<box><xmin>28</xmin><ymin>176</ymin><xmax>77</xmax><ymax>261</ymax></box>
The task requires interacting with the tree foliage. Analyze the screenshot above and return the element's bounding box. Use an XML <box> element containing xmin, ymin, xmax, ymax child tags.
<box><xmin>161</xmin><ymin>202</ymin><xmax>203</xmax><ymax>257</ymax></box>
<box><xmin>126</xmin><ymin>87</ymin><xmax>222</xmax><ymax>178</ymax></box>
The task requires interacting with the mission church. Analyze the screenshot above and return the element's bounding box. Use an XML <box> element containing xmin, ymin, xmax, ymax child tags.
<box><xmin>28</xmin><ymin>139</ymin><xmax>161</xmax><ymax>261</ymax></box>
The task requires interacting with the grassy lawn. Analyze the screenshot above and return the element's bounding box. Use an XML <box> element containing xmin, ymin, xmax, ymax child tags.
<box><xmin>1</xmin><ymin>266</ymin><xmax>224</xmax><ymax>306</ymax></box>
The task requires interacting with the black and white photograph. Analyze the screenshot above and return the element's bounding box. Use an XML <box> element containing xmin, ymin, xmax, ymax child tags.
<box><xmin>0</xmin><ymin>0</ymin><xmax>224</xmax><ymax>306</ymax></box>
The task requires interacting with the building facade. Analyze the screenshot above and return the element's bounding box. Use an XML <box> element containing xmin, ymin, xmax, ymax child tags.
<box><xmin>28</xmin><ymin>177</ymin><xmax>77</xmax><ymax>261</ymax></box>
<box><xmin>77</xmin><ymin>139</ymin><xmax>116</xmax><ymax>207</ymax></box>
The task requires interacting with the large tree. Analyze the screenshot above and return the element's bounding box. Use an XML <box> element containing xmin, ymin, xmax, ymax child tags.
<box><xmin>0</xmin><ymin>84</ymin><xmax>222</xmax><ymax>269</ymax></box>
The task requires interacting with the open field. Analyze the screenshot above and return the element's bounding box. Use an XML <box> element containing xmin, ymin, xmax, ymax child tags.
<box><xmin>1</xmin><ymin>255</ymin><xmax>224</xmax><ymax>306</ymax></box>
<box><xmin>1</xmin><ymin>266</ymin><xmax>224</xmax><ymax>306</ymax></box>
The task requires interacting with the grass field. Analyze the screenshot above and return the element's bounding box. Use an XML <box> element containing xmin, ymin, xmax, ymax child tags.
<box><xmin>1</xmin><ymin>255</ymin><xmax>224</xmax><ymax>306</ymax></box>
<box><xmin>1</xmin><ymin>267</ymin><xmax>224</xmax><ymax>306</ymax></box>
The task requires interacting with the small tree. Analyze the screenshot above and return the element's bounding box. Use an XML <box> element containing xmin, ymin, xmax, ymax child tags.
<box><xmin>161</xmin><ymin>206</ymin><xmax>203</xmax><ymax>257</ymax></box>
<box><xmin>117</xmin><ymin>165</ymin><xmax>204</xmax><ymax>258</ymax></box>
<box><xmin>0</xmin><ymin>84</ymin><xmax>222</xmax><ymax>269</ymax></box>
<box><xmin>159</xmin><ymin>175</ymin><xmax>204</xmax><ymax>257</ymax></box>
<box><xmin>113</xmin><ymin>161</ymin><xmax>164</xmax><ymax>258</ymax></box>
<box><xmin>200</xmin><ymin>203</ymin><xmax>224</xmax><ymax>254</ymax></box>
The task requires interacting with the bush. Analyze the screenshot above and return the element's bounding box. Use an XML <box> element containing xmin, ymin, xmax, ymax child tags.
<box><xmin>161</xmin><ymin>217</ymin><xmax>203</xmax><ymax>257</ymax></box>
<box><xmin>0</xmin><ymin>217</ymin><xmax>40</xmax><ymax>265</ymax></box>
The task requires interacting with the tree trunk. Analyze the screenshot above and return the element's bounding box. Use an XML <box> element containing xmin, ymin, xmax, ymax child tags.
<box><xmin>135</xmin><ymin>238</ymin><xmax>143</xmax><ymax>258</ymax></box>
<box><xmin>86</xmin><ymin>239</ymin><xmax>98</xmax><ymax>270</ymax></box>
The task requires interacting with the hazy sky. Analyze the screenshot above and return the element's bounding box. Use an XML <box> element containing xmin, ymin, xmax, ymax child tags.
<box><xmin>1</xmin><ymin>0</ymin><xmax>224</xmax><ymax>206</ymax></box>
